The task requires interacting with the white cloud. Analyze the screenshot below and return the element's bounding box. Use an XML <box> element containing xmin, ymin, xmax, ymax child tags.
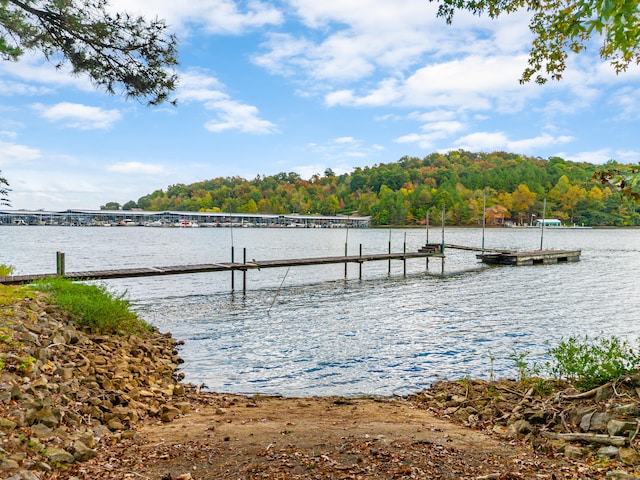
<box><xmin>453</xmin><ymin>131</ymin><xmax>574</xmax><ymax>153</ymax></box>
<box><xmin>614</xmin><ymin>150</ymin><xmax>640</xmax><ymax>163</ymax></box>
<box><xmin>205</xmin><ymin>100</ymin><xmax>278</xmax><ymax>134</ymax></box>
<box><xmin>108</xmin><ymin>162</ymin><xmax>166</xmax><ymax>175</ymax></box>
<box><xmin>395</xmin><ymin>120</ymin><xmax>466</xmax><ymax>149</ymax></box>
<box><xmin>608</xmin><ymin>87</ymin><xmax>640</xmax><ymax>121</ymax></box>
<box><xmin>0</xmin><ymin>140</ymin><xmax>41</xmax><ymax>166</ymax></box>
<box><xmin>508</xmin><ymin>134</ymin><xmax>573</xmax><ymax>152</ymax></box>
<box><xmin>34</xmin><ymin>102</ymin><xmax>122</xmax><ymax>130</ymax></box>
<box><xmin>559</xmin><ymin>149</ymin><xmax>640</xmax><ymax>165</ymax></box>
<box><xmin>0</xmin><ymin>53</ymin><xmax>92</xmax><ymax>92</ymax></box>
<box><xmin>0</xmin><ymin>80</ymin><xmax>52</xmax><ymax>96</ymax></box>
<box><xmin>107</xmin><ymin>0</ymin><xmax>282</xmax><ymax>35</ymax></box>
<box><xmin>334</xmin><ymin>136</ymin><xmax>356</xmax><ymax>144</ymax></box>
<box><xmin>178</xmin><ymin>70</ymin><xmax>278</xmax><ymax>134</ymax></box>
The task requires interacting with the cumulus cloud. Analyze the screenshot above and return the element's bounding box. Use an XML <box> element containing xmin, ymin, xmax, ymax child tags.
<box><xmin>205</xmin><ymin>100</ymin><xmax>278</xmax><ymax>134</ymax></box>
<box><xmin>179</xmin><ymin>70</ymin><xmax>278</xmax><ymax>134</ymax></box>
<box><xmin>34</xmin><ymin>102</ymin><xmax>122</xmax><ymax>130</ymax></box>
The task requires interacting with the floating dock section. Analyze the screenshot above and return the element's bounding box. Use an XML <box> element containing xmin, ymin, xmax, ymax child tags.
<box><xmin>476</xmin><ymin>249</ymin><xmax>581</xmax><ymax>266</ymax></box>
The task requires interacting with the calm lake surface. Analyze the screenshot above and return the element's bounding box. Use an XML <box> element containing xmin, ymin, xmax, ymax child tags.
<box><xmin>1</xmin><ymin>226</ymin><xmax>639</xmax><ymax>397</ymax></box>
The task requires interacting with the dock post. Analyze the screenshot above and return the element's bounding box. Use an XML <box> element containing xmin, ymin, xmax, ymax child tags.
<box><xmin>426</xmin><ymin>212</ymin><xmax>429</xmax><ymax>270</ymax></box>
<box><xmin>403</xmin><ymin>233</ymin><xmax>407</xmax><ymax>277</ymax></box>
<box><xmin>231</xmin><ymin>246</ymin><xmax>235</xmax><ymax>292</ymax></box>
<box><xmin>441</xmin><ymin>208</ymin><xmax>446</xmax><ymax>274</ymax></box>
<box><xmin>359</xmin><ymin>244</ymin><xmax>362</xmax><ymax>279</ymax></box>
<box><xmin>344</xmin><ymin>241</ymin><xmax>348</xmax><ymax>279</ymax></box>
<box><xmin>56</xmin><ymin>251</ymin><xmax>65</xmax><ymax>276</ymax></box>
<box><xmin>242</xmin><ymin>248</ymin><xmax>247</xmax><ymax>295</ymax></box>
<box><xmin>388</xmin><ymin>230</ymin><xmax>391</xmax><ymax>275</ymax></box>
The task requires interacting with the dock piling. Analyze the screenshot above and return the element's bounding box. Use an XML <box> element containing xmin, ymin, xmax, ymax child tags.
<box><xmin>359</xmin><ymin>244</ymin><xmax>363</xmax><ymax>279</ymax></box>
<box><xmin>403</xmin><ymin>233</ymin><xmax>407</xmax><ymax>277</ymax></box>
<box><xmin>243</xmin><ymin>248</ymin><xmax>247</xmax><ymax>295</ymax></box>
<box><xmin>231</xmin><ymin>246</ymin><xmax>235</xmax><ymax>292</ymax></box>
<box><xmin>388</xmin><ymin>230</ymin><xmax>391</xmax><ymax>275</ymax></box>
<box><xmin>56</xmin><ymin>252</ymin><xmax>65</xmax><ymax>276</ymax></box>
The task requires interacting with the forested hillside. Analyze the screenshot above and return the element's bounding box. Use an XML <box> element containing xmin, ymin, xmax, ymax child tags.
<box><xmin>105</xmin><ymin>151</ymin><xmax>640</xmax><ymax>226</ymax></box>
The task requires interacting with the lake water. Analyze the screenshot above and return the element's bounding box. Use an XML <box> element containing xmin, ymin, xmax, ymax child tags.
<box><xmin>1</xmin><ymin>226</ymin><xmax>638</xmax><ymax>397</ymax></box>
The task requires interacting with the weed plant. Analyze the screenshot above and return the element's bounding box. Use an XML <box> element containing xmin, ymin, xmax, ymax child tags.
<box><xmin>0</xmin><ymin>264</ymin><xmax>14</xmax><ymax>276</ymax></box>
<box><xmin>32</xmin><ymin>277</ymin><xmax>152</xmax><ymax>336</ymax></box>
<box><xmin>547</xmin><ymin>335</ymin><xmax>640</xmax><ymax>391</ymax></box>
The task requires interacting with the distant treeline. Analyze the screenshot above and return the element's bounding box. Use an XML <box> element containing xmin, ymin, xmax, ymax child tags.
<box><xmin>103</xmin><ymin>150</ymin><xmax>640</xmax><ymax>226</ymax></box>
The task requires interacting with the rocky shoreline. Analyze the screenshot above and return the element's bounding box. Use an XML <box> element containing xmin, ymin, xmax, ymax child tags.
<box><xmin>0</xmin><ymin>291</ymin><xmax>189</xmax><ymax>478</ymax></box>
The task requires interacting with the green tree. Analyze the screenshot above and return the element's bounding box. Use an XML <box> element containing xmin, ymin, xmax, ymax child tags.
<box><xmin>431</xmin><ymin>0</ymin><xmax>640</xmax><ymax>84</ymax></box>
<box><xmin>100</xmin><ymin>201</ymin><xmax>120</xmax><ymax>210</ymax></box>
<box><xmin>122</xmin><ymin>200</ymin><xmax>137</xmax><ymax>210</ymax></box>
<box><xmin>0</xmin><ymin>170</ymin><xmax>10</xmax><ymax>206</ymax></box>
<box><xmin>1</xmin><ymin>0</ymin><xmax>178</xmax><ymax>105</ymax></box>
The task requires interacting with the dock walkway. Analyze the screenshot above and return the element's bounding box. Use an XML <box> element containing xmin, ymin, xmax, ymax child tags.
<box><xmin>0</xmin><ymin>244</ymin><xmax>582</xmax><ymax>289</ymax></box>
<box><xmin>0</xmin><ymin>248</ymin><xmax>445</xmax><ymax>286</ymax></box>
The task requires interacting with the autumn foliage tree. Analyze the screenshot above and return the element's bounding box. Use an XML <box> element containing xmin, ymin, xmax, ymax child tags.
<box><xmin>123</xmin><ymin>151</ymin><xmax>640</xmax><ymax>227</ymax></box>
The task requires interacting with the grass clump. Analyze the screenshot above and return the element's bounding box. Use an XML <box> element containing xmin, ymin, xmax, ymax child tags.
<box><xmin>0</xmin><ymin>264</ymin><xmax>14</xmax><ymax>276</ymax></box>
<box><xmin>32</xmin><ymin>277</ymin><xmax>152</xmax><ymax>336</ymax></box>
<box><xmin>547</xmin><ymin>335</ymin><xmax>640</xmax><ymax>391</ymax></box>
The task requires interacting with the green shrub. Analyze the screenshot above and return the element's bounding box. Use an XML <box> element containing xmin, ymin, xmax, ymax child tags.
<box><xmin>32</xmin><ymin>277</ymin><xmax>151</xmax><ymax>336</ymax></box>
<box><xmin>547</xmin><ymin>335</ymin><xmax>640</xmax><ymax>390</ymax></box>
<box><xmin>0</xmin><ymin>264</ymin><xmax>14</xmax><ymax>276</ymax></box>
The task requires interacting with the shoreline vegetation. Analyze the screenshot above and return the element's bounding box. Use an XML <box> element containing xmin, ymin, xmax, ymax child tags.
<box><xmin>2</xmin><ymin>278</ymin><xmax>640</xmax><ymax>478</ymax></box>
<box><xmin>101</xmin><ymin>151</ymin><xmax>640</xmax><ymax>228</ymax></box>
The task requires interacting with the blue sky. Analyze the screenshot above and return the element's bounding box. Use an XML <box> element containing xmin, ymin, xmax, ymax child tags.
<box><xmin>1</xmin><ymin>0</ymin><xmax>639</xmax><ymax>210</ymax></box>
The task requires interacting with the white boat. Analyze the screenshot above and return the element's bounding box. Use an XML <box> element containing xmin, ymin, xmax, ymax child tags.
<box><xmin>174</xmin><ymin>220</ymin><xmax>200</xmax><ymax>228</ymax></box>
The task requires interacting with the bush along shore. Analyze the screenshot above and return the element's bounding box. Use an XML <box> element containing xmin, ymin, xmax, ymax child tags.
<box><xmin>0</xmin><ymin>280</ymin><xmax>188</xmax><ymax>477</ymax></box>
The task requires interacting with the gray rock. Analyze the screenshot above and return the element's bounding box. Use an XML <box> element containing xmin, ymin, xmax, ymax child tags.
<box><xmin>508</xmin><ymin>419</ymin><xmax>533</xmax><ymax>436</ymax></box>
<box><xmin>580</xmin><ymin>412</ymin><xmax>612</xmax><ymax>432</ymax></box>
<box><xmin>0</xmin><ymin>458</ymin><xmax>20</xmax><ymax>469</ymax></box>
<box><xmin>45</xmin><ymin>447</ymin><xmax>75</xmax><ymax>464</ymax></box>
<box><xmin>564</xmin><ymin>445</ymin><xmax>584</xmax><ymax>459</ymax></box>
<box><xmin>0</xmin><ymin>416</ymin><xmax>17</xmax><ymax>430</ymax></box>
<box><xmin>30</xmin><ymin>423</ymin><xmax>54</xmax><ymax>438</ymax></box>
<box><xmin>73</xmin><ymin>440</ymin><xmax>96</xmax><ymax>462</ymax></box>
<box><xmin>598</xmin><ymin>446</ymin><xmax>619</xmax><ymax>458</ymax></box>
<box><xmin>608</xmin><ymin>419</ymin><xmax>638</xmax><ymax>437</ymax></box>
<box><xmin>613</xmin><ymin>404</ymin><xmax>640</xmax><ymax>416</ymax></box>
<box><xmin>594</xmin><ymin>386</ymin><xmax>613</xmax><ymax>402</ymax></box>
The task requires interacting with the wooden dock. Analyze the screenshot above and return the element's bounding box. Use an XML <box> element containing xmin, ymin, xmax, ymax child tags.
<box><xmin>0</xmin><ymin>243</ymin><xmax>582</xmax><ymax>291</ymax></box>
<box><xmin>476</xmin><ymin>249</ymin><xmax>581</xmax><ymax>266</ymax></box>
<box><xmin>0</xmin><ymin>245</ymin><xmax>445</xmax><ymax>286</ymax></box>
